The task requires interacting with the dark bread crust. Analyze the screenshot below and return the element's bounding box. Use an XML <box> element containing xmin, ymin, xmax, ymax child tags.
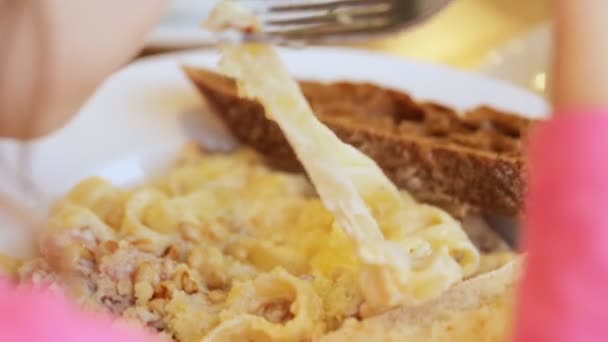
<box><xmin>183</xmin><ymin>66</ymin><xmax>536</xmax><ymax>216</ymax></box>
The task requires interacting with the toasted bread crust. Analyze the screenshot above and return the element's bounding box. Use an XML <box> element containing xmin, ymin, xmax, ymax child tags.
<box><xmin>319</xmin><ymin>258</ymin><xmax>522</xmax><ymax>341</ymax></box>
<box><xmin>183</xmin><ymin>66</ymin><xmax>535</xmax><ymax>216</ymax></box>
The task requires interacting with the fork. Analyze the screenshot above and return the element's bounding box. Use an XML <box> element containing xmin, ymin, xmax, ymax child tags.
<box><xmin>219</xmin><ymin>0</ymin><xmax>453</xmax><ymax>46</ymax></box>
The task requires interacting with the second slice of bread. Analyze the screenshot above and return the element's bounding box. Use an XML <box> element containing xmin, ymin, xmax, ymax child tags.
<box><xmin>319</xmin><ymin>258</ymin><xmax>522</xmax><ymax>341</ymax></box>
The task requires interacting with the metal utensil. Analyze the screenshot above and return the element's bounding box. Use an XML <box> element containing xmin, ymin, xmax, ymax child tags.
<box><xmin>221</xmin><ymin>0</ymin><xmax>452</xmax><ymax>45</ymax></box>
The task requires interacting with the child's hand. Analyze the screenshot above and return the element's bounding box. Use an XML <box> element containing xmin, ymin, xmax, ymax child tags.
<box><xmin>0</xmin><ymin>0</ymin><xmax>167</xmax><ymax>140</ymax></box>
<box><xmin>552</xmin><ymin>0</ymin><xmax>608</xmax><ymax>110</ymax></box>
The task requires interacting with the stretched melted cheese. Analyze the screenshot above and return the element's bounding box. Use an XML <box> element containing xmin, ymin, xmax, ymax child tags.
<box><xmin>208</xmin><ymin>1</ymin><xmax>479</xmax><ymax>316</ymax></box>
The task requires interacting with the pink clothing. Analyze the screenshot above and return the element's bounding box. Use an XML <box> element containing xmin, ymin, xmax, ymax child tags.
<box><xmin>0</xmin><ymin>279</ymin><xmax>163</xmax><ymax>342</ymax></box>
<box><xmin>515</xmin><ymin>113</ymin><xmax>608</xmax><ymax>341</ymax></box>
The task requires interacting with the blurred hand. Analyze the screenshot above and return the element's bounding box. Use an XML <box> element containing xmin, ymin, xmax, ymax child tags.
<box><xmin>0</xmin><ymin>0</ymin><xmax>168</xmax><ymax>140</ymax></box>
<box><xmin>552</xmin><ymin>0</ymin><xmax>608</xmax><ymax>110</ymax></box>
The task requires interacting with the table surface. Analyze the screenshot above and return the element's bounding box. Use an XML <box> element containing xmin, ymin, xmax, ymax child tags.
<box><xmin>142</xmin><ymin>0</ymin><xmax>550</xmax><ymax>70</ymax></box>
<box><xmin>353</xmin><ymin>0</ymin><xmax>550</xmax><ymax>69</ymax></box>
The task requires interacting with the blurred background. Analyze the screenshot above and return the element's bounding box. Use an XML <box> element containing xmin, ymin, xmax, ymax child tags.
<box><xmin>145</xmin><ymin>0</ymin><xmax>551</xmax><ymax>97</ymax></box>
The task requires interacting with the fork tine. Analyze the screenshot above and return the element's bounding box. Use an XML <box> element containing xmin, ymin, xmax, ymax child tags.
<box><xmin>240</xmin><ymin>0</ymin><xmax>392</xmax><ymax>13</ymax></box>
<box><xmin>263</xmin><ymin>2</ymin><xmax>393</xmax><ymax>26</ymax></box>
<box><xmin>232</xmin><ymin>0</ymin><xmax>453</xmax><ymax>46</ymax></box>
<box><xmin>265</xmin><ymin>15</ymin><xmax>398</xmax><ymax>40</ymax></box>
<box><xmin>270</xmin><ymin>0</ymin><xmax>391</xmax><ymax>12</ymax></box>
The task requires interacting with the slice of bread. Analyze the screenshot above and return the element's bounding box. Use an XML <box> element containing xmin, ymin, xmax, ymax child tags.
<box><xmin>319</xmin><ymin>258</ymin><xmax>522</xmax><ymax>341</ymax></box>
<box><xmin>183</xmin><ymin>66</ymin><xmax>535</xmax><ymax>217</ymax></box>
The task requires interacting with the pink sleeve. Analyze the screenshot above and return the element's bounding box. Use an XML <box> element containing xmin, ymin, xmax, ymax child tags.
<box><xmin>514</xmin><ymin>112</ymin><xmax>608</xmax><ymax>342</ymax></box>
<box><xmin>0</xmin><ymin>278</ymin><xmax>164</xmax><ymax>342</ymax></box>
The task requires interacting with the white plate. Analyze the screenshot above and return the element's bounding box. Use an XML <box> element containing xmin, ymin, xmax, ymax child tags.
<box><xmin>0</xmin><ymin>47</ymin><xmax>549</xmax><ymax>258</ymax></box>
<box><xmin>478</xmin><ymin>22</ymin><xmax>551</xmax><ymax>97</ymax></box>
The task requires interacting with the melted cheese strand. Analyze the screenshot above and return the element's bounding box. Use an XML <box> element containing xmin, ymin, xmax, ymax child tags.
<box><xmin>208</xmin><ymin>0</ymin><xmax>479</xmax><ymax>317</ymax></box>
<box><xmin>217</xmin><ymin>44</ymin><xmax>429</xmax><ymax>314</ymax></box>
<box><xmin>219</xmin><ymin>44</ymin><xmax>400</xmax><ymax>244</ymax></box>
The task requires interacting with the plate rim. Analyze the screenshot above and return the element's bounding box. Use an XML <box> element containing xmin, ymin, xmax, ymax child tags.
<box><xmin>0</xmin><ymin>46</ymin><xmax>548</xmax><ymax>257</ymax></box>
<box><xmin>136</xmin><ymin>46</ymin><xmax>549</xmax><ymax>114</ymax></box>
